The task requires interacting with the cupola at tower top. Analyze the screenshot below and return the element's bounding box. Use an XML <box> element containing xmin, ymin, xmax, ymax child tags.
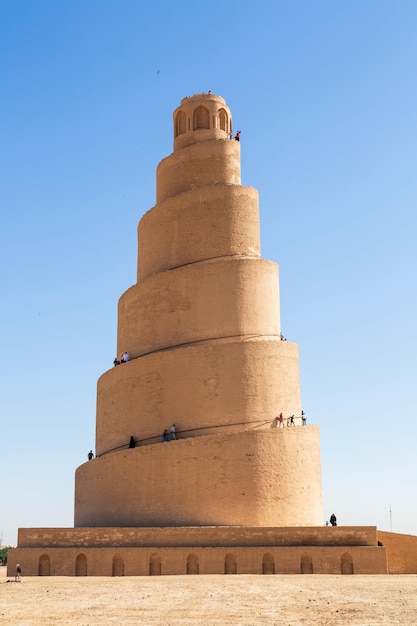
<box><xmin>173</xmin><ymin>92</ymin><xmax>233</xmax><ymax>150</ymax></box>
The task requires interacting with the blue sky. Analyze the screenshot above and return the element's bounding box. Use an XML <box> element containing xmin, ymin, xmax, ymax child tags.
<box><xmin>1</xmin><ymin>0</ymin><xmax>416</xmax><ymax>546</ymax></box>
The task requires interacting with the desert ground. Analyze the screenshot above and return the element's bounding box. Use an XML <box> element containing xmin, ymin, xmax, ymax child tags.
<box><xmin>1</xmin><ymin>566</ymin><xmax>417</xmax><ymax>625</ymax></box>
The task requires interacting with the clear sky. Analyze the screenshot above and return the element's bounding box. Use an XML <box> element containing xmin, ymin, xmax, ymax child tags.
<box><xmin>1</xmin><ymin>0</ymin><xmax>416</xmax><ymax>546</ymax></box>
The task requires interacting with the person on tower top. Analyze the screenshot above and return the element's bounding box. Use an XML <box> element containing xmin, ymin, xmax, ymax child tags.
<box><xmin>120</xmin><ymin>352</ymin><xmax>130</xmax><ymax>363</ymax></box>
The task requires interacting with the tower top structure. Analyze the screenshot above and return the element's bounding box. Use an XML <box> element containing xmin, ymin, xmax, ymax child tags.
<box><xmin>173</xmin><ymin>92</ymin><xmax>233</xmax><ymax>150</ymax></box>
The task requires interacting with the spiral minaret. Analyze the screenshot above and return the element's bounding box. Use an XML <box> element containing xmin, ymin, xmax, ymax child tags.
<box><xmin>74</xmin><ymin>93</ymin><xmax>323</xmax><ymax>528</ymax></box>
<box><xmin>9</xmin><ymin>94</ymin><xmax>392</xmax><ymax>578</ymax></box>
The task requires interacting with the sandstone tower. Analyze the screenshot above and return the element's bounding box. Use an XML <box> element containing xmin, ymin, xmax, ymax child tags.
<box><xmin>10</xmin><ymin>94</ymin><xmax>393</xmax><ymax>576</ymax></box>
<box><xmin>74</xmin><ymin>92</ymin><xmax>323</xmax><ymax>528</ymax></box>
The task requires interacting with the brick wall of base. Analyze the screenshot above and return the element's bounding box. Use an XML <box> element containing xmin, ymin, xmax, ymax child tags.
<box><xmin>377</xmin><ymin>530</ymin><xmax>417</xmax><ymax>574</ymax></box>
<box><xmin>7</xmin><ymin>544</ymin><xmax>387</xmax><ymax>576</ymax></box>
<box><xmin>7</xmin><ymin>526</ymin><xmax>390</xmax><ymax>576</ymax></box>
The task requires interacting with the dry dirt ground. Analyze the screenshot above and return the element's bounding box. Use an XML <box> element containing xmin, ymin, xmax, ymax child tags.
<box><xmin>1</xmin><ymin>566</ymin><xmax>417</xmax><ymax>625</ymax></box>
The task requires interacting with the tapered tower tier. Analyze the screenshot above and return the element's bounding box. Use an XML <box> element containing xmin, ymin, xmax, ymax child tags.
<box><xmin>137</xmin><ymin>184</ymin><xmax>260</xmax><ymax>280</ymax></box>
<box><xmin>156</xmin><ymin>134</ymin><xmax>241</xmax><ymax>203</ymax></box>
<box><xmin>75</xmin><ymin>429</ymin><xmax>322</xmax><ymax>527</ymax></box>
<box><xmin>118</xmin><ymin>257</ymin><xmax>280</xmax><ymax>358</ymax></box>
<box><xmin>95</xmin><ymin>337</ymin><xmax>301</xmax><ymax>456</ymax></box>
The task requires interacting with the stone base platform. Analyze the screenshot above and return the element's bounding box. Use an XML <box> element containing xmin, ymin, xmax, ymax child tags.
<box><xmin>7</xmin><ymin>526</ymin><xmax>388</xmax><ymax>576</ymax></box>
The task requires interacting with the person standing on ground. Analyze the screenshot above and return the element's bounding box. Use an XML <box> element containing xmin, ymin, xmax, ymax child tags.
<box><xmin>15</xmin><ymin>564</ymin><xmax>22</xmax><ymax>581</ymax></box>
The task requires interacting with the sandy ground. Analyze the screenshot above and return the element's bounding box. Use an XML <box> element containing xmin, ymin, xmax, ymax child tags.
<box><xmin>1</xmin><ymin>566</ymin><xmax>417</xmax><ymax>625</ymax></box>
